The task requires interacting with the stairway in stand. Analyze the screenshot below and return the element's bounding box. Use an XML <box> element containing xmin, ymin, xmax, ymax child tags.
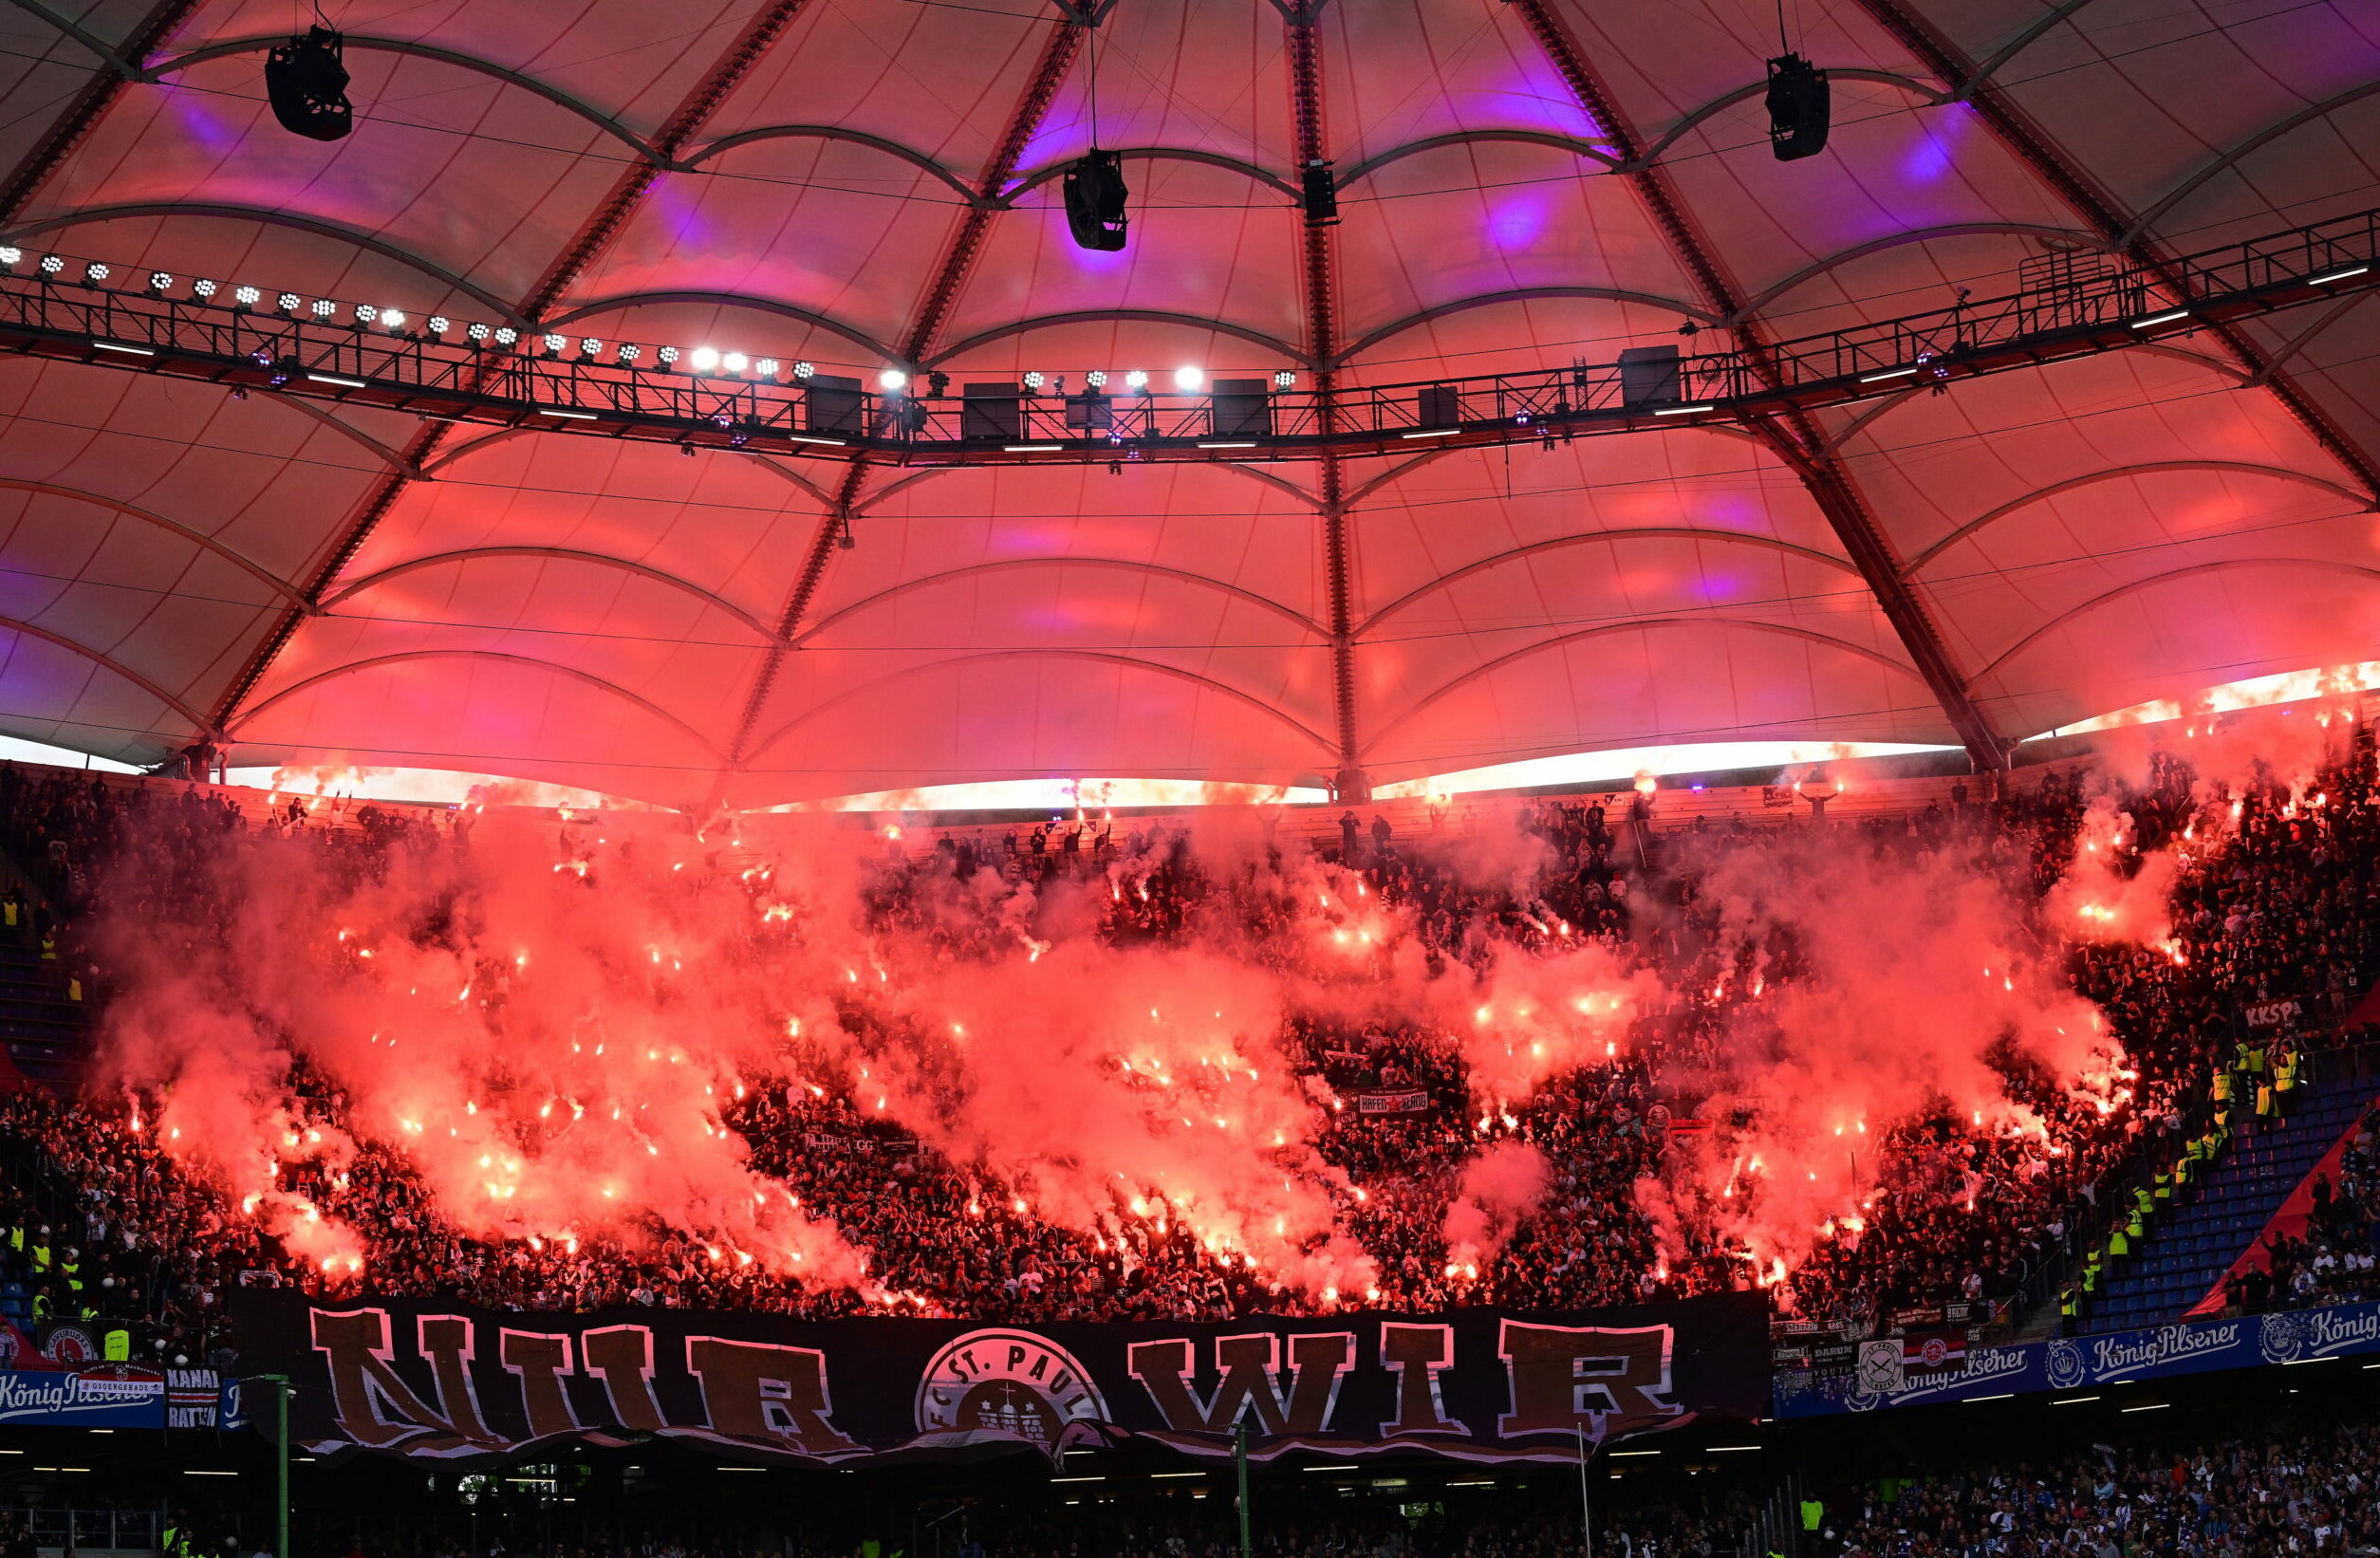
<box><xmin>2089</xmin><ymin>1075</ymin><xmax>2372</xmax><ymax>1331</ymax></box>
<box><xmin>0</xmin><ymin>936</ymin><xmax>86</xmax><ymax>1088</ymax></box>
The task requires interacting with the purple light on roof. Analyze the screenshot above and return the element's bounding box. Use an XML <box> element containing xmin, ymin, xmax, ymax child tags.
<box><xmin>161</xmin><ymin>84</ymin><xmax>241</xmax><ymax>157</ymax></box>
<box><xmin>1488</xmin><ymin>195</ymin><xmax>1549</xmax><ymax>251</ymax></box>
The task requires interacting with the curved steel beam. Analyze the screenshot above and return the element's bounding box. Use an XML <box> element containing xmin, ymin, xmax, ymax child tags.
<box><xmin>2245</xmin><ymin>292</ymin><xmax>2373</xmax><ymax>386</ymax></box>
<box><xmin>321</xmin><ymin>547</ymin><xmax>779</xmax><ymax>641</ymax></box>
<box><xmin>1344</xmin><ymin>448</ymin><xmax>1461</xmax><ymax>509</ymax></box>
<box><xmin>682</xmin><ymin>123</ymin><xmax>984</xmax><ymax>204</ymax></box>
<box><xmin>267</xmin><ymin>395</ymin><xmax>429</xmax><ymax>479</ymax></box>
<box><xmin>1218</xmin><ymin>461</ymin><xmax>1322</xmax><ymax>510</ymax></box>
<box><xmin>1728</xmin><ymin>223</ymin><xmax>2106</xmax><ymax>322</ymax></box>
<box><xmin>1816</xmin><ymin>385</ymin><xmax>1924</xmax><ymax>454</ymax></box>
<box><xmin>0</xmin><ymin>611</ymin><xmax>211</xmax><ymax>730</ymax></box>
<box><xmin>229</xmin><ymin>649</ymin><xmax>729</xmax><ymax>759</ymax></box>
<box><xmin>1333</xmin><ymin>287</ymin><xmax>1720</xmax><ymax>367</ymax></box>
<box><xmin>923</xmin><ymin>310</ymin><xmax>1315</xmax><ymax>370</ymax></box>
<box><xmin>0</xmin><ymin>475</ymin><xmax>306</xmax><ymax>607</ymax></box>
<box><xmin>1949</xmin><ymin>0</ymin><xmax>2108</xmax><ymax>101</ymax></box>
<box><xmin>4</xmin><ymin>0</ymin><xmax>139</xmax><ymax>77</ymax></box>
<box><xmin>794</xmin><ymin>557</ymin><xmax>1326</xmax><ymax>645</ymax></box>
<box><xmin>0</xmin><ymin>203</ymin><xmax>527</xmax><ymax>325</ymax></box>
<box><xmin>1627</xmin><ymin>68</ymin><xmax>1952</xmax><ymax>169</ymax></box>
<box><xmin>1333</xmin><ymin>129</ymin><xmax>1622</xmax><ymax>188</ymax></box>
<box><xmin>418</xmin><ymin>426</ymin><xmax>537</xmax><ymax>476</ymax></box>
<box><xmin>850</xmin><ymin>467</ymin><xmax>951</xmax><ymax>516</ymax></box>
<box><xmin>741</xmin><ymin>453</ymin><xmax>842</xmax><ymax>512</ymax></box>
<box><xmin>1906</xmin><ymin>461</ymin><xmax>2377</xmax><ymax>575</ymax></box>
<box><xmin>2121</xmin><ymin>82</ymin><xmax>2380</xmax><ymax>248</ymax></box>
<box><xmin>144</xmin><ymin>35</ymin><xmax>663</xmax><ymax>164</ymax></box>
<box><xmin>1975</xmin><ymin>558</ymin><xmax>2380</xmax><ymax>683</ymax></box>
<box><xmin>742</xmin><ymin>648</ymin><xmax>1337</xmax><ymax>767</ymax></box>
<box><xmin>1358</xmin><ymin>529</ymin><xmax>1864</xmax><ymax>636</ymax></box>
<box><xmin>1361</xmin><ymin>616</ymin><xmax>1926</xmax><ymax>755</ymax></box>
<box><xmin>541</xmin><ymin>290</ymin><xmax>897</xmax><ymax>361</ymax></box>
<box><xmin>1003</xmin><ymin>146</ymin><xmax>1299</xmax><ymax>204</ymax></box>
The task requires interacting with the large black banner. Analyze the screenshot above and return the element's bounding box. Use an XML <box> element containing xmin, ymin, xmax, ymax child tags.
<box><xmin>230</xmin><ymin>1290</ymin><xmax>1765</xmax><ymax>1467</ymax></box>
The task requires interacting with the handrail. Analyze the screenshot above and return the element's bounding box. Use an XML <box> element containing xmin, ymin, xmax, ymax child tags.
<box><xmin>0</xmin><ymin>206</ymin><xmax>2365</xmax><ymax>467</ymax></box>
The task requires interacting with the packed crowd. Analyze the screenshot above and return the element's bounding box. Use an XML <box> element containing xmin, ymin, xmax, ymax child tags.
<box><xmin>2224</xmin><ymin>1102</ymin><xmax>2380</xmax><ymax>1314</ymax></box>
<box><xmin>0</xmin><ymin>719</ymin><xmax>2367</xmax><ymax>1343</ymax></box>
<box><xmin>1831</xmin><ymin>1413</ymin><xmax>2380</xmax><ymax>1558</ymax></box>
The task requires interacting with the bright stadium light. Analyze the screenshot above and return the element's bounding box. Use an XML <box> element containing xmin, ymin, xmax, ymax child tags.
<box><xmin>1174</xmin><ymin>365</ymin><xmax>1204</xmax><ymax>391</ymax></box>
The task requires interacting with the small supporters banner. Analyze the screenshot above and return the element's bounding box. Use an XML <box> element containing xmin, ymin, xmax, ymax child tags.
<box><xmin>1352</xmin><ymin>1090</ymin><xmax>1432</xmax><ymax>1115</ymax></box>
<box><xmin>229</xmin><ymin>1290</ymin><xmax>1766</xmax><ymax>1466</ymax></box>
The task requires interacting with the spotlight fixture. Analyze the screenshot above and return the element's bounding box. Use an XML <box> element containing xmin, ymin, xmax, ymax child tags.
<box><xmin>192</xmin><ymin>279</ymin><xmax>217</xmax><ymax>299</ymax></box>
<box><xmin>381</xmin><ymin>308</ymin><xmax>405</xmax><ymax>330</ymax></box>
<box><xmin>1764</xmin><ymin>52</ymin><xmax>1830</xmax><ymax>161</ymax></box>
<box><xmin>309</xmin><ymin>298</ymin><xmax>335</xmax><ymax>318</ymax></box>
<box><xmin>580</xmin><ymin>338</ymin><xmax>603</xmax><ymax>357</ymax></box>
<box><xmin>794</xmin><ymin>362</ymin><xmax>815</xmax><ymax>380</ymax></box>
<box><xmin>426</xmin><ymin>315</ymin><xmax>449</xmax><ymax>336</ymax></box>
<box><xmin>354</xmin><ymin>305</ymin><xmax>378</xmax><ymax>324</ymax></box>
<box><xmin>493</xmin><ymin>327</ymin><xmax>519</xmax><ymax>347</ymax></box>
<box><xmin>656</xmin><ymin>346</ymin><xmax>679</xmax><ymax>366</ymax></box>
<box><xmin>1062</xmin><ymin>149</ymin><xmax>1129</xmax><ymax>251</ymax></box>
<box><xmin>1023</xmin><ymin>371</ymin><xmax>1046</xmax><ymax>390</ymax></box>
<box><xmin>266</xmin><ymin>27</ymin><xmax>354</xmax><ymax>141</ymax></box>
<box><xmin>722</xmin><ymin>352</ymin><xmax>749</xmax><ymax>374</ymax></box>
<box><xmin>926</xmin><ymin>371</ymin><xmax>949</xmax><ymax>397</ymax></box>
<box><xmin>84</xmin><ymin>262</ymin><xmax>109</xmax><ymax>284</ymax></box>
<box><xmin>1086</xmin><ymin>370</ymin><xmax>1107</xmax><ymax>388</ymax></box>
<box><xmin>617</xmin><ymin>344</ymin><xmax>640</xmax><ymax>363</ymax></box>
<box><xmin>146</xmin><ymin>271</ymin><xmax>172</xmax><ymax>293</ymax></box>
<box><xmin>0</xmin><ymin>248</ymin><xmax>18</xmax><ymax>268</ymax></box>
<box><xmin>466</xmin><ymin>323</ymin><xmax>491</xmax><ymax>343</ymax></box>
<box><xmin>233</xmin><ymin>286</ymin><xmax>261</xmax><ymax>308</ymax></box>
<box><xmin>542</xmin><ymin>333</ymin><xmax>567</xmax><ymax>356</ymax></box>
<box><xmin>38</xmin><ymin>255</ymin><xmax>63</xmax><ymax>275</ymax></box>
<box><xmin>276</xmin><ymin>291</ymin><xmax>301</xmax><ymax>312</ymax></box>
<box><xmin>690</xmin><ymin>346</ymin><xmax>721</xmax><ymax>373</ymax></box>
<box><xmin>878</xmin><ymin>368</ymin><xmax>908</xmax><ymax>392</ymax></box>
<box><xmin>1173</xmin><ymin>365</ymin><xmax>1203</xmax><ymax>392</ymax></box>
<box><xmin>1274</xmin><ymin>370</ymin><xmax>1295</xmax><ymax>388</ymax></box>
<box><xmin>755</xmin><ymin>358</ymin><xmax>779</xmax><ymax>379</ymax></box>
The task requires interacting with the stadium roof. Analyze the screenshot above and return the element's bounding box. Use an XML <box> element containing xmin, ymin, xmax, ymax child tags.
<box><xmin>0</xmin><ymin>0</ymin><xmax>2370</xmax><ymax>809</ymax></box>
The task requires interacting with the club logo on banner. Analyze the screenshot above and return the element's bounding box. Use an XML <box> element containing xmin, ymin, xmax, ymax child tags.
<box><xmin>231</xmin><ymin>1291</ymin><xmax>1767</xmax><ymax>1467</ymax></box>
<box><xmin>914</xmin><ymin>1330</ymin><xmax>1108</xmax><ymax>1444</ymax></box>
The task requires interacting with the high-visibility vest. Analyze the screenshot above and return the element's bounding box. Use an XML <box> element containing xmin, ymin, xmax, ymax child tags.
<box><xmin>30</xmin><ymin>1243</ymin><xmax>48</xmax><ymax>1272</ymax></box>
<box><xmin>59</xmin><ymin>1258</ymin><xmax>78</xmax><ymax>1291</ymax></box>
<box><xmin>2244</xmin><ymin>1044</ymin><xmax>2268</xmax><ymax>1075</ymax></box>
<box><xmin>1801</xmin><ymin>1501</ymin><xmax>1824</xmax><ymax>1532</ymax></box>
<box><xmin>2174</xmin><ymin>1157</ymin><xmax>2192</xmax><ymax>1187</ymax></box>
<box><xmin>2277</xmin><ymin>1053</ymin><xmax>2297</xmax><ymax>1092</ymax></box>
<box><xmin>2110</xmin><ymin>1228</ymin><xmax>2129</xmax><ymax>1258</ymax></box>
<box><xmin>2128</xmin><ymin>1210</ymin><xmax>2148</xmax><ymax>1240</ymax></box>
<box><xmin>2213</xmin><ymin>1071</ymin><xmax>2232</xmax><ymax>1103</ymax></box>
<box><xmin>2060</xmin><ymin>1288</ymin><xmax>2078</xmax><ymax>1317</ymax></box>
<box><xmin>102</xmin><ymin>1328</ymin><xmax>127</xmax><ymax>1362</ymax></box>
<box><xmin>2154</xmin><ymin>1171</ymin><xmax>2173</xmax><ymax>1200</ymax></box>
<box><xmin>2258</xmin><ymin>1085</ymin><xmax>2276</xmax><ymax>1117</ymax></box>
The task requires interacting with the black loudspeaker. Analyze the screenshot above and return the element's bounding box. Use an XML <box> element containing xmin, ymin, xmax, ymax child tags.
<box><xmin>1063</xmin><ymin>151</ymin><xmax>1129</xmax><ymax>250</ymax></box>
<box><xmin>961</xmin><ymin>383</ymin><xmax>1022</xmax><ymax>440</ymax></box>
<box><xmin>1211</xmin><ymin>379</ymin><xmax>1272</xmax><ymax>437</ymax></box>
<box><xmin>1618</xmin><ymin>344</ymin><xmax>1683</xmax><ymax>409</ymax></box>
<box><xmin>1066</xmin><ymin>392</ymin><xmax>1113</xmax><ymax>433</ymax></box>
<box><xmin>1301</xmin><ymin>159</ymin><xmax>1338</xmax><ymax>226</ymax></box>
<box><xmin>266</xmin><ymin>27</ymin><xmax>354</xmax><ymax>141</ymax></box>
<box><xmin>1765</xmin><ymin>53</ymin><xmax>1830</xmax><ymax>161</ymax></box>
<box><xmin>805</xmin><ymin>374</ymin><xmax>862</xmax><ymax>435</ymax></box>
<box><xmin>1417</xmin><ymin>383</ymin><xmax>1461</xmax><ymax>428</ymax></box>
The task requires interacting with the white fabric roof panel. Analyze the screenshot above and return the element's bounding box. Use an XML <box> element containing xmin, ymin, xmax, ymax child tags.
<box><xmin>0</xmin><ymin>0</ymin><xmax>2359</xmax><ymax>807</ymax></box>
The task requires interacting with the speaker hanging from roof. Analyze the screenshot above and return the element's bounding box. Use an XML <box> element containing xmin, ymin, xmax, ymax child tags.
<box><xmin>1064</xmin><ymin>150</ymin><xmax>1129</xmax><ymax>251</ymax></box>
<box><xmin>1764</xmin><ymin>52</ymin><xmax>1829</xmax><ymax>161</ymax></box>
<box><xmin>266</xmin><ymin>26</ymin><xmax>354</xmax><ymax>141</ymax></box>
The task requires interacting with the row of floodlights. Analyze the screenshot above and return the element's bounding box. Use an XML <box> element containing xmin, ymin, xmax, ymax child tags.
<box><xmin>0</xmin><ymin>249</ymin><xmax>1304</xmax><ymax>395</ymax></box>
